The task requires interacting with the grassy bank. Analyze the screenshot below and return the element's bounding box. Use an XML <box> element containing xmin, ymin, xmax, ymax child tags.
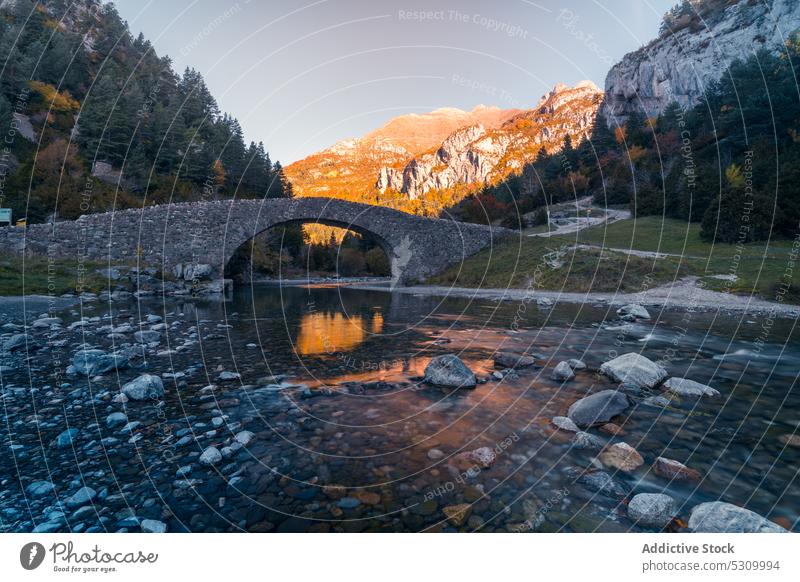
<box><xmin>0</xmin><ymin>258</ymin><xmax>108</xmax><ymax>296</ymax></box>
<box><xmin>430</xmin><ymin>216</ymin><xmax>799</xmax><ymax>301</ymax></box>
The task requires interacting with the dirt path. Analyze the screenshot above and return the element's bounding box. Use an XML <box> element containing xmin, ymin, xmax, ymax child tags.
<box><xmin>528</xmin><ymin>198</ymin><xmax>631</xmax><ymax>238</ymax></box>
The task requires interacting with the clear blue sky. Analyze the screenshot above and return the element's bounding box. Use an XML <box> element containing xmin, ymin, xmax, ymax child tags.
<box><xmin>113</xmin><ymin>0</ymin><xmax>675</xmax><ymax>163</ymax></box>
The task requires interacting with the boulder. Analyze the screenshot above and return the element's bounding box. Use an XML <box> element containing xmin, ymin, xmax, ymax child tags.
<box><xmin>571</xmin><ymin>431</ymin><xmax>604</xmax><ymax>451</ymax></box>
<box><xmin>3</xmin><ymin>333</ymin><xmax>35</xmax><ymax>352</ymax></box>
<box><xmin>72</xmin><ymin>349</ymin><xmax>129</xmax><ymax>376</ymax></box>
<box><xmin>443</xmin><ymin>504</ymin><xmax>472</xmax><ymax>527</ymax></box>
<box><xmin>26</xmin><ymin>481</ymin><xmax>56</xmax><ymax>498</ymax></box>
<box><xmin>56</xmin><ymin>428</ymin><xmax>79</xmax><ymax>448</ymax></box>
<box><xmin>133</xmin><ymin>330</ymin><xmax>161</xmax><ymax>344</ymax></box>
<box><xmin>64</xmin><ymin>486</ymin><xmax>97</xmax><ymax>509</ymax></box>
<box><xmin>121</xmin><ymin>374</ymin><xmax>165</xmax><ymax>401</ymax></box>
<box><xmin>599</xmin><ymin>442</ymin><xmax>644</xmax><ymax>472</ymax></box>
<box><xmin>424</xmin><ymin>355</ymin><xmax>476</xmax><ymax>388</ymax></box>
<box><xmin>199</xmin><ymin>446</ymin><xmax>222</xmax><ymax>466</ymax></box>
<box><xmin>466</xmin><ymin>447</ymin><xmax>496</xmax><ymax>468</ymax></box>
<box><xmin>105</xmin><ymin>412</ymin><xmax>128</xmax><ymax>429</ymax></box>
<box><xmin>688</xmin><ymin>502</ymin><xmax>787</xmax><ymax>533</ymax></box>
<box><xmin>652</xmin><ymin>457</ymin><xmax>702</xmax><ymax>481</ymax></box>
<box><xmin>493</xmin><ymin>352</ymin><xmax>536</xmax><ymax>369</ymax></box>
<box><xmin>551</xmin><ymin>416</ymin><xmax>580</xmax><ymax>432</ymax></box>
<box><xmin>32</xmin><ymin>317</ymin><xmax>62</xmax><ymax>329</ymax></box>
<box><xmin>617</xmin><ymin>304</ymin><xmax>651</xmax><ymax>320</ymax></box>
<box><xmin>628</xmin><ymin>493</ymin><xmax>676</xmax><ymax>528</ymax></box>
<box><xmin>218</xmin><ymin>371</ymin><xmax>241</xmax><ymax>382</ymax></box>
<box><xmin>567</xmin><ymin>390</ymin><xmax>630</xmax><ymax>428</ymax></box>
<box><xmin>600</xmin><ymin>353</ymin><xmax>667</xmax><ymax>389</ymax></box>
<box><xmin>571</xmin><ymin>469</ymin><xmax>627</xmax><ymax>498</ymax></box>
<box><xmin>551</xmin><ymin>361</ymin><xmax>575</xmax><ymax>381</ymax></box>
<box><xmin>141</xmin><ymin>519</ymin><xmax>168</xmax><ymax>533</ymax></box>
<box><xmin>568</xmin><ymin>359</ymin><xmax>587</xmax><ymax>370</ymax></box>
<box><xmin>663</xmin><ymin>377</ymin><xmax>720</xmax><ymax>398</ymax></box>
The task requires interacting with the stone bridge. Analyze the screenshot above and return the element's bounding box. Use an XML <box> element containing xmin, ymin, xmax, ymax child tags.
<box><xmin>0</xmin><ymin>197</ymin><xmax>510</xmax><ymax>289</ymax></box>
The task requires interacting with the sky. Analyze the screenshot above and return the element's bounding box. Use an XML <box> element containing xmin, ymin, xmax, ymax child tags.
<box><xmin>113</xmin><ymin>0</ymin><xmax>676</xmax><ymax>164</ymax></box>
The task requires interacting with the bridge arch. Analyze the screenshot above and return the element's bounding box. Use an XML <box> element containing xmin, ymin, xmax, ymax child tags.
<box><xmin>0</xmin><ymin>197</ymin><xmax>511</xmax><ymax>288</ymax></box>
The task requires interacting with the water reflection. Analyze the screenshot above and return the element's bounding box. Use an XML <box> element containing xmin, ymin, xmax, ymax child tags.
<box><xmin>294</xmin><ymin>310</ymin><xmax>384</xmax><ymax>356</ymax></box>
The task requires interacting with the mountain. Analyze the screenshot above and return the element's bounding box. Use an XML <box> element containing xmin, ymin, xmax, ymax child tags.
<box><xmin>283</xmin><ymin>105</ymin><xmax>521</xmax><ymax>203</ymax></box>
<box><xmin>285</xmin><ymin>82</ymin><xmax>602</xmax><ymax>212</ymax></box>
<box><xmin>603</xmin><ymin>0</ymin><xmax>800</xmax><ymax>125</ymax></box>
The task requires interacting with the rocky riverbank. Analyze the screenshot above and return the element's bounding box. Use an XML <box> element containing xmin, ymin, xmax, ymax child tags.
<box><xmin>354</xmin><ymin>278</ymin><xmax>800</xmax><ymax>318</ymax></box>
<box><xmin>0</xmin><ymin>289</ymin><xmax>796</xmax><ymax>533</ymax></box>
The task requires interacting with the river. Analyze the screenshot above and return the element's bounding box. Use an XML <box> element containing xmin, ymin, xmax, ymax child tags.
<box><xmin>0</xmin><ymin>283</ymin><xmax>798</xmax><ymax>532</ymax></box>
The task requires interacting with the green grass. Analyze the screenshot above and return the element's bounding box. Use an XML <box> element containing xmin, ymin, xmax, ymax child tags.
<box><xmin>429</xmin><ymin>233</ymin><xmax>689</xmax><ymax>292</ymax></box>
<box><xmin>0</xmin><ymin>258</ymin><xmax>109</xmax><ymax>296</ymax></box>
<box><xmin>431</xmin><ymin>216</ymin><xmax>799</xmax><ymax>301</ymax></box>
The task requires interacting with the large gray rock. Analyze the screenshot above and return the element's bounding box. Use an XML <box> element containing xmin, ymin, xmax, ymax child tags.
<box><xmin>141</xmin><ymin>519</ymin><xmax>167</xmax><ymax>533</ymax></box>
<box><xmin>567</xmin><ymin>390</ymin><xmax>630</xmax><ymax>428</ymax></box>
<box><xmin>121</xmin><ymin>374</ymin><xmax>165</xmax><ymax>401</ymax></box>
<box><xmin>199</xmin><ymin>446</ymin><xmax>222</xmax><ymax>466</ymax></box>
<box><xmin>600</xmin><ymin>353</ymin><xmax>667</xmax><ymax>389</ymax></box>
<box><xmin>617</xmin><ymin>304</ymin><xmax>651</xmax><ymax>320</ymax></box>
<box><xmin>64</xmin><ymin>486</ymin><xmax>97</xmax><ymax>509</ymax></box>
<box><xmin>26</xmin><ymin>481</ymin><xmax>56</xmax><ymax>498</ymax></box>
<box><xmin>424</xmin><ymin>354</ymin><xmax>476</xmax><ymax>388</ymax></box>
<box><xmin>663</xmin><ymin>377</ymin><xmax>720</xmax><ymax>398</ymax></box>
<box><xmin>628</xmin><ymin>493</ymin><xmax>676</xmax><ymax>528</ymax></box>
<box><xmin>571</xmin><ymin>431</ymin><xmax>604</xmax><ymax>451</ymax></box>
<box><xmin>551</xmin><ymin>361</ymin><xmax>575</xmax><ymax>381</ymax></box>
<box><xmin>72</xmin><ymin>349</ymin><xmax>129</xmax><ymax>376</ymax></box>
<box><xmin>688</xmin><ymin>502</ymin><xmax>787</xmax><ymax>533</ymax></box>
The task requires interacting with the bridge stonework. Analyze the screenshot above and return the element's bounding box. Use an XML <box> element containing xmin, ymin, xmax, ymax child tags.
<box><xmin>0</xmin><ymin>198</ymin><xmax>510</xmax><ymax>289</ymax></box>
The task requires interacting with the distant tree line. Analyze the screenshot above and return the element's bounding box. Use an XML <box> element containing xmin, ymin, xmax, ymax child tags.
<box><xmin>226</xmin><ymin>226</ymin><xmax>391</xmax><ymax>281</ymax></box>
<box><xmin>0</xmin><ymin>0</ymin><xmax>289</xmax><ymax>224</ymax></box>
<box><xmin>454</xmin><ymin>34</ymin><xmax>800</xmax><ymax>244</ymax></box>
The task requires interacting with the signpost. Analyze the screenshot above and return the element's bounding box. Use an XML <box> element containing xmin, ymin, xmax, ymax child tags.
<box><xmin>0</xmin><ymin>208</ymin><xmax>11</xmax><ymax>227</ymax></box>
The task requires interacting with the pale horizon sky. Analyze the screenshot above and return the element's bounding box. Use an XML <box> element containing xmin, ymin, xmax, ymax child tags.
<box><xmin>113</xmin><ymin>0</ymin><xmax>675</xmax><ymax>164</ymax></box>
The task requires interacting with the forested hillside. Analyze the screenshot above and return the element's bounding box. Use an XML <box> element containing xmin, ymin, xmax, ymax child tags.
<box><xmin>459</xmin><ymin>34</ymin><xmax>800</xmax><ymax>244</ymax></box>
<box><xmin>0</xmin><ymin>0</ymin><xmax>289</xmax><ymax>224</ymax></box>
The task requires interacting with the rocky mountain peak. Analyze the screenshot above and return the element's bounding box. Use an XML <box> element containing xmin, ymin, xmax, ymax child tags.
<box><xmin>602</xmin><ymin>0</ymin><xmax>800</xmax><ymax>125</ymax></box>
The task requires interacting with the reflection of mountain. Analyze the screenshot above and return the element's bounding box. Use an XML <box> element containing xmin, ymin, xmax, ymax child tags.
<box><xmin>295</xmin><ymin>311</ymin><xmax>383</xmax><ymax>356</ymax></box>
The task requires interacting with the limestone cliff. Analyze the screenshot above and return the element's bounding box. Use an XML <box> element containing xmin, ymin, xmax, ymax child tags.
<box><xmin>603</xmin><ymin>0</ymin><xmax>800</xmax><ymax>125</ymax></box>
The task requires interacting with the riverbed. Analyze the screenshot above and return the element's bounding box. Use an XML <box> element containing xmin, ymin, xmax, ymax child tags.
<box><xmin>0</xmin><ymin>283</ymin><xmax>798</xmax><ymax>532</ymax></box>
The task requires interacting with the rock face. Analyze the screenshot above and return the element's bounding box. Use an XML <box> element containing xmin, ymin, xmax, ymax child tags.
<box><xmin>424</xmin><ymin>355</ymin><xmax>477</xmax><ymax>388</ymax></box>
<box><xmin>567</xmin><ymin>390</ymin><xmax>630</xmax><ymax>428</ymax></box>
<box><xmin>121</xmin><ymin>374</ymin><xmax>164</xmax><ymax>401</ymax></box>
<box><xmin>600</xmin><ymin>353</ymin><xmax>667</xmax><ymax>389</ymax></box>
<box><xmin>689</xmin><ymin>501</ymin><xmax>787</xmax><ymax>533</ymax></box>
<box><xmin>603</xmin><ymin>0</ymin><xmax>800</xmax><ymax>125</ymax></box>
<box><xmin>377</xmin><ymin>82</ymin><xmax>602</xmax><ymax>199</ymax></box>
<box><xmin>628</xmin><ymin>493</ymin><xmax>676</xmax><ymax>528</ymax></box>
